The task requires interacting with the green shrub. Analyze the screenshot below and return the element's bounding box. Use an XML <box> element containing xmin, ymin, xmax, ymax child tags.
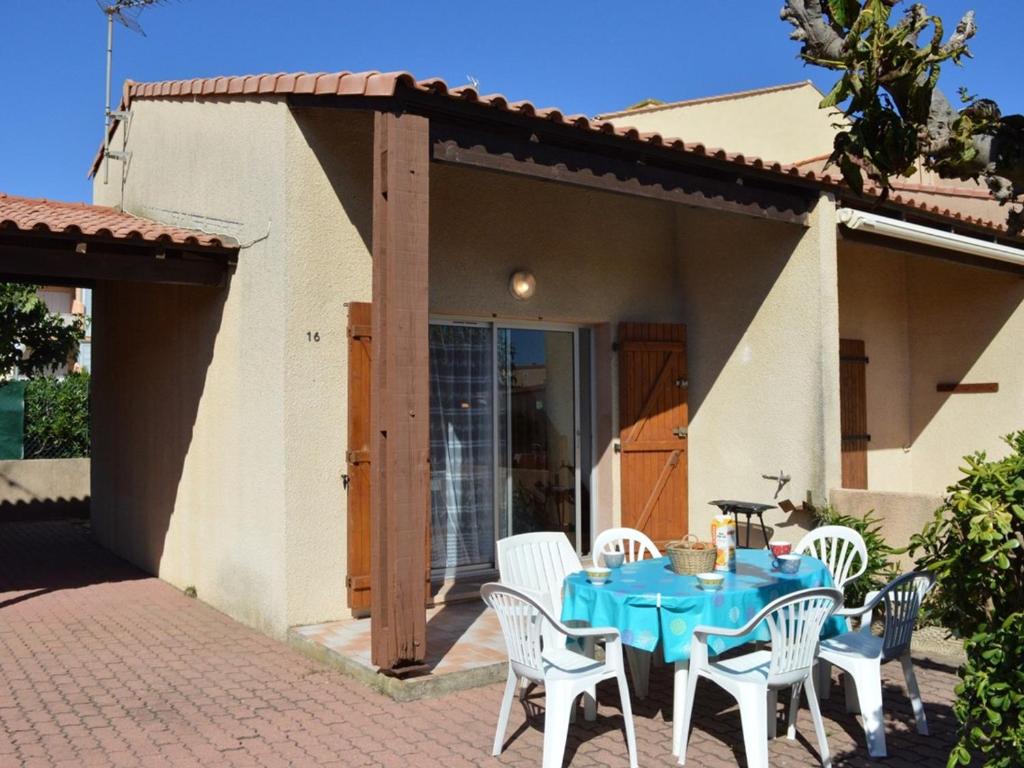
<box><xmin>910</xmin><ymin>432</ymin><xmax>1024</xmax><ymax>768</ymax></box>
<box><xmin>23</xmin><ymin>373</ymin><xmax>90</xmax><ymax>459</ymax></box>
<box><xmin>810</xmin><ymin>505</ymin><xmax>901</xmax><ymax>609</ymax></box>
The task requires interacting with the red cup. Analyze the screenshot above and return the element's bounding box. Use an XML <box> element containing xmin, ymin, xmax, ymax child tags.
<box><xmin>769</xmin><ymin>541</ymin><xmax>792</xmax><ymax>558</ymax></box>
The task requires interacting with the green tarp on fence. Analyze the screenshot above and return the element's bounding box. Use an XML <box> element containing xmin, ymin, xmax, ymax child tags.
<box><xmin>0</xmin><ymin>381</ymin><xmax>26</xmax><ymax>459</ymax></box>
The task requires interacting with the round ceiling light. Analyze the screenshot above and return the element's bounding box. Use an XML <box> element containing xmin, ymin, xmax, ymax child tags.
<box><xmin>509</xmin><ymin>270</ymin><xmax>536</xmax><ymax>300</ymax></box>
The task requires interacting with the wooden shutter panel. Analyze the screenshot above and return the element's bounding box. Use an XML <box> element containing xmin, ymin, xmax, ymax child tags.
<box><xmin>346</xmin><ymin>302</ymin><xmax>432</xmax><ymax>615</ymax></box>
<box><xmin>840</xmin><ymin>338</ymin><xmax>869</xmax><ymax>490</ymax></box>
<box><xmin>346</xmin><ymin>302</ymin><xmax>373</xmax><ymax>613</ymax></box>
<box><xmin>618</xmin><ymin>322</ymin><xmax>689</xmax><ymax>547</ymax></box>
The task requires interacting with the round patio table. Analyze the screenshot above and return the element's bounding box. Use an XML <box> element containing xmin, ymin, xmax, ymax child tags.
<box><xmin>562</xmin><ymin>549</ymin><xmax>845</xmax><ymax>663</ymax></box>
<box><xmin>562</xmin><ymin>549</ymin><xmax>846</xmax><ymax>756</ymax></box>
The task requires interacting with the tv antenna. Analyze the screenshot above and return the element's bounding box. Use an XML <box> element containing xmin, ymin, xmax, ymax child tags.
<box><xmin>99</xmin><ymin>0</ymin><xmax>163</xmax><ymax>185</ymax></box>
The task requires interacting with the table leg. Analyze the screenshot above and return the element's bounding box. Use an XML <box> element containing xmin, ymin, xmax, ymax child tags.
<box><xmin>672</xmin><ymin>660</ymin><xmax>689</xmax><ymax>757</ymax></box>
<box><xmin>757</xmin><ymin>512</ymin><xmax>771</xmax><ymax>548</ymax></box>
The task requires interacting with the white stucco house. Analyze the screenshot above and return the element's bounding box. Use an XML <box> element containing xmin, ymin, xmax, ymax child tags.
<box><xmin>4</xmin><ymin>70</ymin><xmax>1020</xmax><ymax>669</ymax></box>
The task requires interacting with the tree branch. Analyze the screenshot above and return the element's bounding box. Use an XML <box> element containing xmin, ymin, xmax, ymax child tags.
<box><xmin>780</xmin><ymin>0</ymin><xmax>847</xmax><ymax>64</ymax></box>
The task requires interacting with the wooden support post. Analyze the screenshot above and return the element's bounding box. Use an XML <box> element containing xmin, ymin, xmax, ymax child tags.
<box><xmin>370</xmin><ymin>110</ymin><xmax>430</xmax><ymax>672</ymax></box>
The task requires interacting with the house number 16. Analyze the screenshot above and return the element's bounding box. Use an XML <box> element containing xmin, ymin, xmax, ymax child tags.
<box><xmin>306</xmin><ymin>331</ymin><xmax>320</xmax><ymax>342</ymax></box>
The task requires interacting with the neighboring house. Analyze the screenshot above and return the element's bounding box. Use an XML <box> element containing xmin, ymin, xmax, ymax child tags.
<box><xmin>4</xmin><ymin>70</ymin><xmax>1020</xmax><ymax>670</ymax></box>
<box><xmin>36</xmin><ymin>286</ymin><xmax>91</xmax><ymax>372</ymax></box>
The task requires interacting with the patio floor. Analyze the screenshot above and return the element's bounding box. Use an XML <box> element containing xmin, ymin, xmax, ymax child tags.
<box><xmin>289</xmin><ymin>601</ymin><xmax>508</xmax><ymax>700</ymax></box>
<box><xmin>0</xmin><ymin>519</ymin><xmax>964</xmax><ymax>767</ymax></box>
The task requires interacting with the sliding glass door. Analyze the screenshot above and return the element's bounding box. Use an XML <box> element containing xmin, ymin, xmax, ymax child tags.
<box><xmin>496</xmin><ymin>328</ymin><xmax>580</xmax><ymax>549</ymax></box>
<box><xmin>428</xmin><ymin>320</ymin><xmax>590</xmax><ymax>578</ymax></box>
<box><xmin>428</xmin><ymin>324</ymin><xmax>495</xmax><ymax>578</ymax></box>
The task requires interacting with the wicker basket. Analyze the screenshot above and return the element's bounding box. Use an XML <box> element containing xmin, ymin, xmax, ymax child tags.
<box><xmin>667</xmin><ymin>534</ymin><xmax>717</xmax><ymax>575</ymax></box>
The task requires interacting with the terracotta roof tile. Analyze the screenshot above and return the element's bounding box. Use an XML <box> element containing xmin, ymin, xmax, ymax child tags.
<box><xmin>86</xmin><ymin>69</ymin><xmax>1018</xmax><ymax>237</ymax></box>
<box><xmin>0</xmin><ymin>193</ymin><xmax>236</xmax><ymax>249</ymax></box>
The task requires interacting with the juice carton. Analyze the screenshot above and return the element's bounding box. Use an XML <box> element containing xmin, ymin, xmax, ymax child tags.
<box><xmin>711</xmin><ymin>513</ymin><xmax>736</xmax><ymax>572</ymax></box>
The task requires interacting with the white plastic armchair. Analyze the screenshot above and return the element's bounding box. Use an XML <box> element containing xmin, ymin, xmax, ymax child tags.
<box><xmin>677</xmin><ymin>587</ymin><xmax>843</xmax><ymax>768</ymax></box>
<box><xmin>496</xmin><ymin>532</ymin><xmax>581</xmax><ymax>620</ymax></box>
<box><xmin>591</xmin><ymin>527</ymin><xmax>662</xmax><ymax>699</ymax></box>
<box><xmin>818</xmin><ymin>572</ymin><xmax>935</xmax><ymax>758</ymax></box>
<box><xmin>795</xmin><ymin>526</ymin><xmax>868</xmax><ymax>590</ymax></box>
<box><xmin>481</xmin><ymin>583</ymin><xmax>638</xmax><ymax>768</ymax></box>
<box><xmin>593</xmin><ymin>527</ymin><xmax>662</xmax><ymax>564</ymax></box>
<box><xmin>496</xmin><ymin>532</ymin><xmax>598</xmax><ymax>718</ymax></box>
<box><xmin>797</xmin><ymin>526</ymin><xmax>869</xmax><ymax>697</ymax></box>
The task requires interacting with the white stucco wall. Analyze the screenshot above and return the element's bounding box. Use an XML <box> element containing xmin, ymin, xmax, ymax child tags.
<box><xmin>599</xmin><ymin>83</ymin><xmax>839</xmax><ymax>165</ymax></box>
<box><xmin>675</xmin><ymin>196</ymin><xmax>841</xmax><ymax>541</ymax></box>
<box><xmin>838</xmin><ymin>241</ymin><xmax>914</xmax><ymax>490</ymax></box>
<box><xmin>837</xmin><ymin>240</ymin><xmax>1024</xmax><ymax>496</ymax></box>
<box><xmin>93</xmin><ymin>97</ymin><xmax>293</xmax><ymax>637</ymax></box>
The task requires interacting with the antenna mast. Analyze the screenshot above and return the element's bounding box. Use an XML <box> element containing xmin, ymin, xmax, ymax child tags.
<box><xmin>99</xmin><ymin>0</ymin><xmax>161</xmax><ymax>187</ymax></box>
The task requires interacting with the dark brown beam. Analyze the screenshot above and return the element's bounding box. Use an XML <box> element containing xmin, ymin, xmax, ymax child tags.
<box><xmin>0</xmin><ymin>243</ymin><xmax>230</xmax><ymax>286</ymax></box>
<box><xmin>370</xmin><ymin>110</ymin><xmax>430</xmax><ymax>672</ymax></box>
<box><xmin>429</xmin><ymin>123</ymin><xmax>811</xmax><ymax>226</ymax></box>
<box><xmin>839</xmin><ymin>227</ymin><xmax>1024</xmax><ymax>277</ymax></box>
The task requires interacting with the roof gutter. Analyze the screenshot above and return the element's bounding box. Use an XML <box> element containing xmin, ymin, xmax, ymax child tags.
<box><xmin>837</xmin><ymin>207</ymin><xmax>1024</xmax><ymax>268</ymax></box>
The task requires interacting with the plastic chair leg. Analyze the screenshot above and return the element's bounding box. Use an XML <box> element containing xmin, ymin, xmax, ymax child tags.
<box><xmin>900</xmin><ymin>654</ymin><xmax>928</xmax><ymax>735</ymax></box>
<box><xmin>767</xmin><ymin>688</ymin><xmax>778</xmax><ymax>740</ymax></box>
<box><xmin>786</xmin><ymin>681</ymin><xmax>803</xmax><ymax>740</ymax></box>
<box><xmin>541</xmin><ymin>685</ymin><xmax>573</xmax><ymax>768</ymax></box>
<box><xmin>804</xmin><ymin>674</ymin><xmax>832</xmax><ymax>768</ymax></box>
<box><xmin>493</xmin><ymin>669</ymin><xmax>518</xmax><ymax>756</ymax></box>
<box><xmin>851</xmin><ymin>665</ymin><xmax>887</xmax><ymax>758</ymax></box>
<box><xmin>736</xmin><ymin>686</ymin><xmax>770</xmax><ymax>768</ymax></box>
<box><xmin>844</xmin><ymin>671</ymin><xmax>860</xmax><ymax>713</ymax></box>
<box><xmin>676</xmin><ymin>662</ymin><xmax>697</xmax><ymax>764</ymax></box>
<box><xmin>816</xmin><ymin>660</ymin><xmax>832</xmax><ymax>699</ymax></box>
<box><xmin>616</xmin><ymin>670</ymin><xmax>639</xmax><ymax>768</ymax></box>
<box><xmin>625</xmin><ymin>646</ymin><xmax>651</xmax><ymax>700</ymax></box>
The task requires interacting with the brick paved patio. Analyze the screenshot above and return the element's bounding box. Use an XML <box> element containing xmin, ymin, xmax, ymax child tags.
<box><xmin>0</xmin><ymin>520</ymin><xmax>960</xmax><ymax>767</ymax></box>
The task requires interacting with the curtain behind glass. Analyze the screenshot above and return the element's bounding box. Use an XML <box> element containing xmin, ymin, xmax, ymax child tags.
<box><xmin>429</xmin><ymin>325</ymin><xmax>494</xmax><ymax>574</ymax></box>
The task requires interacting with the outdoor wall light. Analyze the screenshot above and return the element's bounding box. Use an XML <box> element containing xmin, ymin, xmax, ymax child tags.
<box><xmin>508</xmin><ymin>269</ymin><xmax>536</xmax><ymax>300</ymax></box>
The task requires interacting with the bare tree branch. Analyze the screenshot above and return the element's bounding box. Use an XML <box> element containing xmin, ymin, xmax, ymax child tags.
<box><xmin>780</xmin><ymin>0</ymin><xmax>847</xmax><ymax>63</ymax></box>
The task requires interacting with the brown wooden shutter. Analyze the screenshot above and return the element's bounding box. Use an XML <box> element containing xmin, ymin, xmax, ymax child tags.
<box><xmin>346</xmin><ymin>302</ymin><xmax>432</xmax><ymax>615</ymax></box>
<box><xmin>618</xmin><ymin>322</ymin><xmax>689</xmax><ymax>547</ymax></box>
<box><xmin>839</xmin><ymin>338</ymin><xmax>869</xmax><ymax>490</ymax></box>
<box><xmin>346</xmin><ymin>302</ymin><xmax>373</xmax><ymax>613</ymax></box>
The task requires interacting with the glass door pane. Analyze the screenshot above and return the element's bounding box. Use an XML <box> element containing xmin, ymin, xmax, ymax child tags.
<box><xmin>428</xmin><ymin>324</ymin><xmax>495</xmax><ymax>577</ymax></box>
<box><xmin>497</xmin><ymin>328</ymin><xmax>579</xmax><ymax>549</ymax></box>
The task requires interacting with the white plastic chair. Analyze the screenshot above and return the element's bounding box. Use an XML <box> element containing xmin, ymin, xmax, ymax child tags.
<box><xmin>796</xmin><ymin>525</ymin><xmax>868</xmax><ymax>695</ymax></box>
<box><xmin>818</xmin><ymin>571</ymin><xmax>935</xmax><ymax>758</ymax></box>
<box><xmin>795</xmin><ymin>525</ymin><xmax>868</xmax><ymax>591</ymax></box>
<box><xmin>677</xmin><ymin>587</ymin><xmax>843</xmax><ymax>768</ymax></box>
<box><xmin>593</xmin><ymin>527</ymin><xmax>662</xmax><ymax>565</ymax></box>
<box><xmin>591</xmin><ymin>527</ymin><xmax>662</xmax><ymax>699</ymax></box>
<box><xmin>496</xmin><ymin>532</ymin><xmax>597</xmax><ymax>718</ymax></box>
<box><xmin>481</xmin><ymin>583</ymin><xmax>638</xmax><ymax>768</ymax></box>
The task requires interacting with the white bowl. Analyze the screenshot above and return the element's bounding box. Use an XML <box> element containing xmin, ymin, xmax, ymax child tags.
<box><xmin>696</xmin><ymin>572</ymin><xmax>725</xmax><ymax>590</ymax></box>
<box><xmin>586</xmin><ymin>566</ymin><xmax>612</xmax><ymax>584</ymax></box>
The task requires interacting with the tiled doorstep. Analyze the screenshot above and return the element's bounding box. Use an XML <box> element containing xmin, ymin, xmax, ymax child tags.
<box><xmin>288</xmin><ymin>601</ymin><xmax>508</xmax><ymax>702</ymax></box>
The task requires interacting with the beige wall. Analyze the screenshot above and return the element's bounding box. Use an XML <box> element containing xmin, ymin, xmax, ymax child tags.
<box><xmin>94</xmin><ymin>98</ymin><xmax>289</xmax><ymax>636</ymax></box>
<box><xmin>838</xmin><ymin>242</ymin><xmax>913</xmax><ymax>489</ymax></box>
<box><xmin>675</xmin><ymin>195</ymin><xmax>841</xmax><ymax>541</ymax></box>
<box><xmin>0</xmin><ymin>458</ymin><xmax>89</xmax><ymax>516</ymax></box>
<box><xmin>830</xmin><ymin>488</ymin><xmax>942</xmax><ymax>569</ymax></box>
<box><xmin>599</xmin><ymin>83</ymin><xmax>839</xmax><ymax>165</ymax></box>
<box><xmin>93</xmin><ymin>102</ymin><xmax>374</xmax><ymax>636</ymax></box>
<box><xmin>838</xmin><ymin>240</ymin><xmax>1024</xmax><ymax>496</ymax></box>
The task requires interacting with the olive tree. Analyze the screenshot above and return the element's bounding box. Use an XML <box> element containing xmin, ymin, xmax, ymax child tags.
<box><xmin>781</xmin><ymin>0</ymin><xmax>1024</xmax><ymax>233</ymax></box>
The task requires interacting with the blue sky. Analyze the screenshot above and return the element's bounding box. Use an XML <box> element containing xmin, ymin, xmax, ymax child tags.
<box><xmin>2</xmin><ymin>1</ymin><xmax>1020</xmax><ymax>203</ymax></box>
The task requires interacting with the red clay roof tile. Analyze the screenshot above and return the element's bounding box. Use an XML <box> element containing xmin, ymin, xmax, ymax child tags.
<box><xmin>85</xmin><ymin>69</ymin><xmax>1019</xmax><ymax>237</ymax></box>
<box><xmin>0</xmin><ymin>193</ymin><xmax>236</xmax><ymax>250</ymax></box>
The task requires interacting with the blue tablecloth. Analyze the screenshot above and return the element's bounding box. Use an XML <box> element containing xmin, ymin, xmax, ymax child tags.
<box><xmin>562</xmin><ymin>549</ymin><xmax>846</xmax><ymax>663</ymax></box>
